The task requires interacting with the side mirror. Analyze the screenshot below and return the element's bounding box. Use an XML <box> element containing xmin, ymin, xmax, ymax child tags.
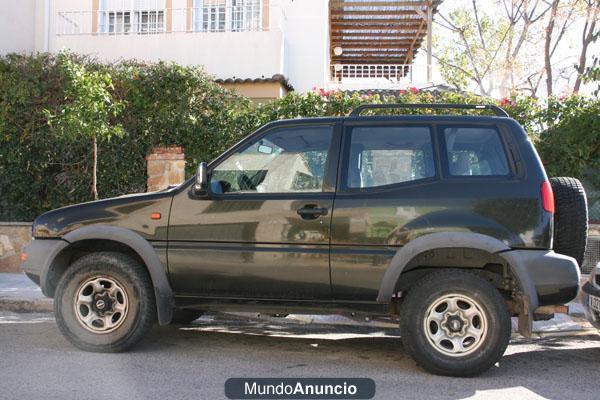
<box><xmin>193</xmin><ymin>162</ymin><xmax>208</xmax><ymax>195</ymax></box>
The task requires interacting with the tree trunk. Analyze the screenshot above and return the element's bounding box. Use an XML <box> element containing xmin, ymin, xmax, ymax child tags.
<box><xmin>544</xmin><ymin>0</ymin><xmax>560</xmax><ymax>97</ymax></box>
<box><xmin>92</xmin><ymin>135</ymin><xmax>98</xmax><ymax>200</ymax></box>
<box><xmin>573</xmin><ymin>2</ymin><xmax>599</xmax><ymax>93</ymax></box>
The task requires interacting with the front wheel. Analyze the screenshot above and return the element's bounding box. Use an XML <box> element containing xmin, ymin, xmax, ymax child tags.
<box><xmin>399</xmin><ymin>270</ymin><xmax>511</xmax><ymax>376</ymax></box>
<box><xmin>54</xmin><ymin>252</ymin><xmax>156</xmax><ymax>352</ymax></box>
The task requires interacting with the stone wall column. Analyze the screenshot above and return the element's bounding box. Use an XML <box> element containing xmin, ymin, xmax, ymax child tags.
<box><xmin>146</xmin><ymin>146</ymin><xmax>186</xmax><ymax>192</ymax></box>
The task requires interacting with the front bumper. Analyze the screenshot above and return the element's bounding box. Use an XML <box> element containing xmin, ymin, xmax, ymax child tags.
<box><xmin>22</xmin><ymin>238</ymin><xmax>69</xmax><ymax>297</ymax></box>
<box><xmin>581</xmin><ymin>264</ymin><xmax>600</xmax><ymax>328</ymax></box>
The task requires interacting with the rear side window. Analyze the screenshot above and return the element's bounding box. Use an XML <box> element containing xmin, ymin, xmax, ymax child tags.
<box><xmin>347</xmin><ymin>126</ymin><xmax>435</xmax><ymax>189</ymax></box>
<box><xmin>443</xmin><ymin>127</ymin><xmax>509</xmax><ymax>176</ymax></box>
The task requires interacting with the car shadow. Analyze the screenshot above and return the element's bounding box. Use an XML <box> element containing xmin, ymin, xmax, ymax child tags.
<box><xmin>132</xmin><ymin>313</ymin><xmax>600</xmax><ymax>400</ymax></box>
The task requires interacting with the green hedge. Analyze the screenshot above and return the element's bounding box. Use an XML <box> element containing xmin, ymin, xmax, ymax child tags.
<box><xmin>0</xmin><ymin>53</ymin><xmax>598</xmax><ymax>221</ymax></box>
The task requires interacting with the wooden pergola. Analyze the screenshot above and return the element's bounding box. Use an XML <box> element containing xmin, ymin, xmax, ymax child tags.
<box><xmin>330</xmin><ymin>0</ymin><xmax>442</xmax><ymax>82</ymax></box>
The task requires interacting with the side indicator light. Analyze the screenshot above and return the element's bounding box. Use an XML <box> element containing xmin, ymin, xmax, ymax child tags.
<box><xmin>151</xmin><ymin>213</ymin><xmax>162</xmax><ymax>220</ymax></box>
<box><xmin>21</xmin><ymin>252</ymin><xmax>27</xmax><ymax>262</ymax></box>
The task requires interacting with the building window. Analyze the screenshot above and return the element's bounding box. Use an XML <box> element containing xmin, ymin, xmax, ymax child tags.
<box><xmin>203</xmin><ymin>0</ymin><xmax>227</xmax><ymax>32</ymax></box>
<box><xmin>193</xmin><ymin>0</ymin><xmax>261</xmax><ymax>32</ymax></box>
<box><xmin>99</xmin><ymin>0</ymin><xmax>165</xmax><ymax>34</ymax></box>
<box><xmin>138</xmin><ymin>10</ymin><xmax>164</xmax><ymax>33</ymax></box>
<box><xmin>106</xmin><ymin>11</ymin><xmax>132</xmax><ymax>34</ymax></box>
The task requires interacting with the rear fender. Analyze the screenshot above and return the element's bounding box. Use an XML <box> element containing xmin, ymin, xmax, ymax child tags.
<box><xmin>377</xmin><ymin>232</ymin><xmax>539</xmax><ymax>336</ymax></box>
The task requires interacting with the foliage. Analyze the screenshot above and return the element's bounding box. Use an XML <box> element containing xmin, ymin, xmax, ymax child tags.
<box><xmin>0</xmin><ymin>53</ymin><xmax>598</xmax><ymax>221</ymax></box>
<box><xmin>434</xmin><ymin>0</ymin><xmax>591</xmax><ymax>97</ymax></box>
<box><xmin>47</xmin><ymin>53</ymin><xmax>124</xmax><ymax>199</ymax></box>
<box><xmin>537</xmin><ymin>95</ymin><xmax>600</xmax><ymax>186</ymax></box>
<box><xmin>583</xmin><ymin>53</ymin><xmax>600</xmax><ymax>96</ymax></box>
<box><xmin>48</xmin><ymin>53</ymin><xmax>124</xmax><ymax>143</ymax></box>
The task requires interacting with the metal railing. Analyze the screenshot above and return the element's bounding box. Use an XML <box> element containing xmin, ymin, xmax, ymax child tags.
<box><xmin>330</xmin><ymin>64</ymin><xmax>415</xmax><ymax>83</ymax></box>
<box><xmin>56</xmin><ymin>3</ymin><xmax>263</xmax><ymax>36</ymax></box>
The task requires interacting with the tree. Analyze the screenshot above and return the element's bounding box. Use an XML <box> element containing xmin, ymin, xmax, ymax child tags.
<box><xmin>435</xmin><ymin>1</ymin><xmax>507</xmax><ymax>96</ymax></box>
<box><xmin>434</xmin><ymin>0</ymin><xmax>592</xmax><ymax>97</ymax></box>
<box><xmin>573</xmin><ymin>0</ymin><xmax>600</xmax><ymax>93</ymax></box>
<box><xmin>582</xmin><ymin>53</ymin><xmax>600</xmax><ymax>94</ymax></box>
<box><xmin>47</xmin><ymin>54</ymin><xmax>124</xmax><ymax>200</ymax></box>
<box><xmin>500</xmin><ymin>0</ymin><xmax>553</xmax><ymax>95</ymax></box>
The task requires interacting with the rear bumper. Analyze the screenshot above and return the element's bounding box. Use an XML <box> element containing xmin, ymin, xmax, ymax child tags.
<box><xmin>506</xmin><ymin>249</ymin><xmax>580</xmax><ymax>306</ymax></box>
<box><xmin>22</xmin><ymin>238</ymin><xmax>69</xmax><ymax>297</ymax></box>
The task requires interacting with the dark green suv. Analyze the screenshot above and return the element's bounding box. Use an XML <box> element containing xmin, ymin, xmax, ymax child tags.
<box><xmin>23</xmin><ymin>104</ymin><xmax>587</xmax><ymax>376</ymax></box>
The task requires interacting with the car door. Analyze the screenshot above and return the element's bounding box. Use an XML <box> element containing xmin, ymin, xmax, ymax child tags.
<box><xmin>168</xmin><ymin>121</ymin><xmax>341</xmax><ymax>300</ymax></box>
<box><xmin>330</xmin><ymin>121</ymin><xmax>440</xmax><ymax>301</ymax></box>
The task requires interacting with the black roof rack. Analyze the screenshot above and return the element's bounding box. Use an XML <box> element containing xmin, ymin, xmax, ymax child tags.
<box><xmin>349</xmin><ymin>103</ymin><xmax>509</xmax><ymax>117</ymax></box>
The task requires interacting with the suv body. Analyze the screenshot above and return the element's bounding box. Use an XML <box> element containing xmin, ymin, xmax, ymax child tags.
<box><xmin>22</xmin><ymin>106</ymin><xmax>581</xmax><ymax>375</ymax></box>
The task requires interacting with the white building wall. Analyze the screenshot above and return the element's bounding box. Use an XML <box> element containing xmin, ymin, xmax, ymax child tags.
<box><xmin>49</xmin><ymin>0</ymin><xmax>284</xmax><ymax>80</ymax></box>
<box><xmin>54</xmin><ymin>31</ymin><xmax>284</xmax><ymax>80</ymax></box>
<box><xmin>0</xmin><ymin>0</ymin><xmax>37</xmax><ymax>55</ymax></box>
<box><xmin>1</xmin><ymin>0</ymin><xmax>331</xmax><ymax>93</ymax></box>
<box><xmin>280</xmin><ymin>0</ymin><xmax>329</xmax><ymax>92</ymax></box>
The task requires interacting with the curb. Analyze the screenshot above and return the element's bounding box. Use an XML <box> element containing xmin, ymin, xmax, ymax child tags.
<box><xmin>0</xmin><ymin>298</ymin><xmax>53</xmax><ymax>313</ymax></box>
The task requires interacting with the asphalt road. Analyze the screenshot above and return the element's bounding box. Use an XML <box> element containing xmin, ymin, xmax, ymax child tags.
<box><xmin>1</xmin><ymin>311</ymin><xmax>599</xmax><ymax>400</ymax></box>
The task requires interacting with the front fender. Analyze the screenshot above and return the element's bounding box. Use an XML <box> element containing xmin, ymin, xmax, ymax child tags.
<box><xmin>54</xmin><ymin>225</ymin><xmax>173</xmax><ymax>325</ymax></box>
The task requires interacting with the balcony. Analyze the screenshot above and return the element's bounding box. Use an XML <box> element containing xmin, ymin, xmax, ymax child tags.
<box><xmin>328</xmin><ymin>0</ymin><xmax>441</xmax><ymax>89</ymax></box>
<box><xmin>328</xmin><ymin>63</ymin><xmax>430</xmax><ymax>90</ymax></box>
<box><xmin>51</xmin><ymin>1</ymin><xmax>282</xmax><ymax>85</ymax></box>
<box><xmin>56</xmin><ymin>3</ymin><xmax>266</xmax><ymax>36</ymax></box>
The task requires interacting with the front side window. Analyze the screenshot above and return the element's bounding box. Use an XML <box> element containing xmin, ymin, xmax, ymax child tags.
<box><xmin>444</xmin><ymin>127</ymin><xmax>510</xmax><ymax>176</ymax></box>
<box><xmin>347</xmin><ymin>126</ymin><xmax>435</xmax><ymax>189</ymax></box>
<box><xmin>211</xmin><ymin>125</ymin><xmax>333</xmax><ymax>194</ymax></box>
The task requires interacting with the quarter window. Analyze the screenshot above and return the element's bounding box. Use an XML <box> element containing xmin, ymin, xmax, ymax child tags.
<box><xmin>347</xmin><ymin>126</ymin><xmax>435</xmax><ymax>189</ymax></box>
<box><xmin>443</xmin><ymin>127</ymin><xmax>509</xmax><ymax>176</ymax></box>
<box><xmin>211</xmin><ymin>126</ymin><xmax>333</xmax><ymax>194</ymax></box>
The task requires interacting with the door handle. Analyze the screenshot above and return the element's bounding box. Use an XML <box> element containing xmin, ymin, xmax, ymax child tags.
<box><xmin>297</xmin><ymin>205</ymin><xmax>328</xmax><ymax>220</ymax></box>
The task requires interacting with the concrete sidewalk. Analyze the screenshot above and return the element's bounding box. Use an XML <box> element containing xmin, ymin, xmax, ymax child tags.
<box><xmin>0</xmin><ymin>273</ymin><xmax>53</xmax><ymax>312</ymax></box>
<box><xmin>1</xmin><ymin>272</ymin><xmax>598</xmax><ymax>336</ymax></box>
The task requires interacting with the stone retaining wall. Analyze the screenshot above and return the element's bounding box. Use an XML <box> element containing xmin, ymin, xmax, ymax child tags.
<box><xmin>0</xmin><ymin>222</ymin><xmax>31</xmax><ymax>273</ymax></box>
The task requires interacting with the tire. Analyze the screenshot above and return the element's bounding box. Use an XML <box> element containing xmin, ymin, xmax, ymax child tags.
<box><xmin>550</xmin><ymin>177</ymin><xmax>588</xmax><ymax>267</ymax></box>
<box><xmin>54</xmin><ymin>252</ymin><xmax>156</xmax><ymax>352</ymax></box>
<box><xmin>171</xmin><ymin>309</ymin><xmax>204</xmax><ymax>324</ymax></box>
<box><xmin>399</xmin><ymin>270</ymin><xmax>511</xmax><ymax>377</ymax></box>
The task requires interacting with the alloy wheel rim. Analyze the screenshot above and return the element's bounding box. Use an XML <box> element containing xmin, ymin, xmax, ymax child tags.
<box><xmin>73</xmin><ymin>276</ymin><xmax>129</xmax><ymax>334</ymax></box>
<box><xmin>423</xmin><ymin>293</ymin><xmax>488</xmax><ymax>357</ymax></box>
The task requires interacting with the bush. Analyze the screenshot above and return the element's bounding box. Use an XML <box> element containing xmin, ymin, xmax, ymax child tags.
<box><xmin>0</xmin><ymin>53</ymin><xmax>598</xmax><ymax>221</ymax></box>
<box><xmin>0</xmin><ymin>53</ymin><xmax>249</xmax><ymax>220</ymax></box>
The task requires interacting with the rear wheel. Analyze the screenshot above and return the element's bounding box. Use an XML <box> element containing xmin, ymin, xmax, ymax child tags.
<box><xmin>550</xmin><ymin>177</ymin><xmax>588</xmax><ymax>267</ymax></box>
<box><xmin>54</xmin><ymin>252</ymin><xmax>156</xmax><ymax>352</ymax></box>
<box><xmin>399</xmin><ymin>270</ymin><xmax>511</xmax><ymax>376</ymax></box>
